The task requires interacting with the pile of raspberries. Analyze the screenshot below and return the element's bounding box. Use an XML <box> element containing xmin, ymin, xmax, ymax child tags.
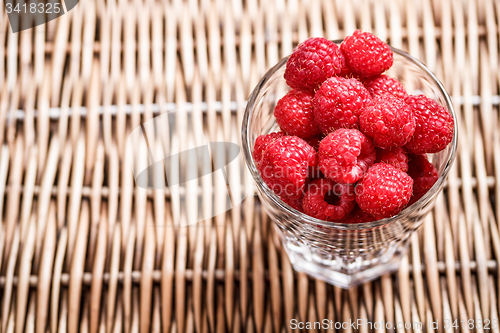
<box><xmin>253</xmin><ymin>31</ymin><xmax>454</xmax><ymax>223</ymax></box>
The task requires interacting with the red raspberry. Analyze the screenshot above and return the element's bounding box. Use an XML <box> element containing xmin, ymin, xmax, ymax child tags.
<box><xmin>274</xmin><ymin>89</ymin><xmax>320</xmax><ymax>138</ymax></box>
<box><xmin>355</xmin><ymin>163</ymin><xmax>413</xmax><ymax>218</ymax></box>
<box><xmin>282</xmin><ymin>196</ymin><xmax>304</xmax><ymax>213</ymax></box>
<box><xmin>307</xmin><ymin>166</ymin><xmax>323</xmax><ymax>180</ymax></box>
<box><xmin>284</xmin><ymin>37</ymin><xmax>344</xmax><ymax>92</ymax></box>
<box><xmin>338</xmin><ymin>60</ymin><xmax>352</xmax><ymax>77</ymax></box>
<box><xmin>359</xmin><ymin>95</ymin><xmax>415</xmax><ymax>148</ymax></box>
<box><xmin>302</xmin><ymin>179</ymin><xmax>356</xmax><ymax>221</ymax></box>
<box><xmin>305</xmin><ymin>135</ymin><xmax>323</xmax><ymax>151</ymax></box>
<box><xmin>344</xmin><ymin>205</ymin><xmax>376</xmax><ymax>223</ymax></box>
<box><xmin>252</xmin><ymin>132</ymin><xmax>285</xmax><ymax>168</ymax></box>
<box><xmin>259</xmin><ymin>136</ymin><xmax>317</xmax><ymax>199</ymax></box>
<box><xmin>404</xmin><ymin>95</ymin><xmax>454</xmax><ymax>154</ymax></box>
<box><xmin>318</xmin><ymin>129</ymin><xmax>376</xmax><ymax>184</ymax></box>
<box><xmin>406</xmin><ymin>154</ymin><xmax>438</xmax><ymax>203</ymax></box>
<box><xmin>363</xmin><ymin>75</ymin><xmax>408</xmax><ymax>99</ymax></box>
<box><xmin>313</xmin><ymin>77</ymin><xmax>372</xmax><ymax>132</ymax></box>
<box><xmin>340</xmin><ymin>30</ymin><xmax>394</xmax><ymax>78</ymax></box>
<box><xmin>375</xmin><ymin>147</ymin><xmax>408</xmax><ymax>172</ymax></box>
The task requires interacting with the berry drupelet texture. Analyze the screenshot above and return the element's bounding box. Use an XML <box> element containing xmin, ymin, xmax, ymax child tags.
<box><xmin>313</xmin><ymin>76</ymin><xmax>372</xmax><ymax>133</ymax></box>
<box><xmin>404</xmin><ymin>95</ymin><xmax>455</xmax><ymax>154</ymax></box>
<box><xmin>302</xmin><ymin>179</ymin><xmax>356</xmax><ymax>221</ymax></box>
<box><xmin>318</xmin><ymin>129</ymin><xmax>376</xmax><ymax>184</ymax></box>
<box><xmin>406</xmin><ymin>154</ymin><xmax>439</xmax><ymax>203</ymax></box>
<box><xmin>252</xmin><ymin>132</ymin><xmax>285</xmax><ymax>168</ymax></box>
<box><xmin>274</xmin><ymin>89</ymin><xmax>320</xmax><ymax>138</ymax></box>
<box><xmin>363</xmin><ymin>75</ymin><xmax>408</xmax><ymax>99</ymax></box>
<box><xmin>258</xmin><ymin>136</ymin><xmax>317</xmax><ymax>199</ymax></box>
<box><xmin>355</xmin><ymin>163</ymin><xmax>413</xmax><ymax>218</ymax></box>
<box><xmin>375</xmin><ymin>146</ymin><xmax>409</xmax><ymax>172</ymax></box>
<box><xmin>284</xmin><ymin>37</ymin><xmax>344</xmax><ymax>92</ymax></box>
<box><xmin>359</xmin><ymin>95</ymin><xmax>415</xmax><ymax>148</ymax></box>
<box><xmin>340</xmin><ymin>30</ymin><xmax>394</xmax><ymax>78</ymax></box>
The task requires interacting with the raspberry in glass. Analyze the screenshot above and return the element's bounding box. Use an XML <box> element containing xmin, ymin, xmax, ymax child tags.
<box><xmin>340</xmin><ymin>30</ymin><xmax>394</xmax><ymax>78</ymax></box>
<box><xmin>338</xmin><ymin>57</ymin><xmax>352</xmax><ymax>77</ymax></box>
<box><xmin>305</xmin><ymin>135</ymin><xmax>324</xmax><ymax>151</ymax></box>
<box><xmin>363</xmin><ymin>75</ymin><xmax>408</xmax><ymax>99</ymax></box>
<box><xmin>375</xmin><ymin>146</ymin><xmax>409</xmax><ymax>172</ymax></box>
<box><xmin>252</xmin><ymin>132</ymin><xmax>285</xmax><ymax>168</ymax></box>
<box><xmin>359</xmin><ymin>95</ymin><xmax>415</xmax><ymax>148</ymax></box>
<box><xmin>282</xmin><ymin>196</ymin><xmax>305</xmax><ymax>213</ymax></box>
<box><xmin>302</xmin><ymin>179</ymin><xmax>356</xmax><ymax>221</ymax></box>
<box><xmin>313</xmin><ymin>76</ymin><xmax>372</xmax><ymax>133</ymax></box>
<box><xmin>404</xmin><ymin>95</ymin><xmax>454</xmax><ymax>154</ymax></box>
<box><xmin>406</xmin><ymin>154</ymin><xmax>439</xmax><ymax>203</ymax></box>
<box><xmin>258</xmin><ymin>136</ymin><xmax>317</xmax><ymax>199</ymax></box>
<box><xmin>274</xmin><ymin>89</ymin><xmax>320</xmax><ymax>138</ymax></box>
<box><xmin>318</xmin><ymin>129</ymin><xmax>376</xmax><ymax>184</ymax></box>
<box><xmin>346</xmin><ymin>205</ymin><xmax>377</xmax><ymax>223</ymax></box>
<box><xmin>355</xmin><ymin>163</ymin><xmax>413</xmax><ymax>218</ymax></box>
<box><xmin>284</xmin><ymin>37</ymin><xmax>344</xmax><ymax>92</ymax></box>
<box><xmin>307</xmin><ymin>166</ymin><xmax>323</xmax><ymax>180</ymax></box>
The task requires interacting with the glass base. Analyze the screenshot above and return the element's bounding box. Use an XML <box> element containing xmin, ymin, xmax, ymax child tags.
<box><xmin>284</xmin><ymin>241</ymin><xmax>409</xmax><ymax>289</ymax></box>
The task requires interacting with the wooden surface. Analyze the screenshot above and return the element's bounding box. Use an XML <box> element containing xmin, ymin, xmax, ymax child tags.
<box><xmin>0</xmin><ymin>0</ymin><xmax>500</xmax><ymax>332</ymax></box>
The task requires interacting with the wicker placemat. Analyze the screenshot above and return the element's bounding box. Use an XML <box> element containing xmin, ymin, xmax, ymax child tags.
<box><xmin>0</xmin><ymin>0</ymin><xmax>499</xmax><ymax>332</ymax></box>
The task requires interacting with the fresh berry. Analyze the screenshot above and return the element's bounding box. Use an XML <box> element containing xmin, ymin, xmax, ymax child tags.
<box><xmin>252</xmin><ymin>132</ymin><xmax>285</xmax><ymax>168</ymax></box>
<box><xmin>363</xmin><ymin>75</ymin><xmax>408</xmax><ymax>99</ymax></box>
<box><xmin>302</xmin><ymin>179</ymin><xmax>355</xmax><ymax>221</ymax></box>
<box><xmin>355</xmin><ymin>163</ymin><xmax>413</xmax><ymax>218</ymax></box>
<box><xmin>345</xmin><ymin>205</ymin><xmax>377</xmax><ymax>223</ymax></box>
<box><xmin>313</xmin><ymin>77</ymin><xmax>372</xmax><ymax>132</ymax></box>
<box><xmin>284</xmin><ymin>37</ymin><xmax>344</xmax><ymax>92</ymax></box>
<box><xmin>307</xmin><ymin>166</ymin><xmax>323</xmax><ymax>180</ymax></box>
<box><xmin>406</xmin><ymin>154</ymin><xmax>438</xmax><ymax>202</ymax></box>
<box><xmin>305</xmin><ymin>135</ymin><xmax>323</xmax><ymax>151</ymax></box>
<box><xmin>274</xmin><ymin>89</ymin><xmax>320</xmax><ymax>138</ymax></box>
<box><xmin>404</xmin><ymin>95</ymin><xmax>454</xmax><ymax>154</ymax></box>
<box><xmin>282</xmin><ymin>196</ymin><xmax>305</xmax><ymax>213</ymax></box>
<box><xmin>318</xmin><ymin>129</ymin><xmax>376</xmax><ymax>184</ymax></box>
<box><xmin>338</xmin><ymin>58</ymin><xmax>352</xmax><ymax>77</ymax></box>
<box><xmin>375</xmin><ymin>147</ymin><xmax>408</xmax><ymax>172</ymax></box>
<box><xmin>258</xmin><ymin>136</ymin><xmax>317</xmax><ymax>199</ymax></box>
<box><xmin>340</xmin><ymin>30</ymin><xmax>394</xmax><ymax>77</ymax></box>
<box><xmin>359</xmin><ymin>95</ymin><xmax>415</xmax><ymax>148</ymax></box>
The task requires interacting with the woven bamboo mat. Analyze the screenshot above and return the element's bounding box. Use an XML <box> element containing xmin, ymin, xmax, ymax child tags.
<box><xmin>0</xmin><ymin>0</ymin><xmax>499</xmax><ymax>332</ymax></box>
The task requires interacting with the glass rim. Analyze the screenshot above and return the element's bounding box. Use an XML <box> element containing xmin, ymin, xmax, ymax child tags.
<box><xmin>241</xmin><ymin>42</ymin><xmax>458</xmax><ymax>231</ymax></box>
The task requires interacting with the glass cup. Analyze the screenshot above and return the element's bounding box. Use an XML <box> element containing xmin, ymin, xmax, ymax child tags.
<box><xmin>241</xmin><ymin>43</ymin><xmax>458</xmax><ymax>288</ymax></box>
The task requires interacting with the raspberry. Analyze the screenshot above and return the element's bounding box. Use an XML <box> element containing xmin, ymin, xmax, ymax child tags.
<box><xmin>252</xmin><ymin>132</ymin><xmax>285</xmax><ymax>168</ymax></box>
<box><xmin>313</xmin><ymin>77</ymin><xmax>372</xmax><ymax>132</ymax></box>
<box><xmin>318</xmin><ymin>129</ymin><xmax>376</xmax><ymax>184</ymax></box>
<box><xmin>340</xmin><ymin>30</ymin><xmax>394</xmax><ymax>78</ymax></box>
<box><xmin>284</xmin><ymin>37</ymin><xmax>344</xmax><ymax>92</ymax></box>
<box><xmin>344</xmin><ymin>205</ymin><xmax>376</xmax><ymax>223</ymax></box>
<box><xmin>375</xmin><ymin>147</ymin><xmax>408</xmax><ymax>172</ymax></box>
<box><xmin>406</xmin><ymin>154</ymin><xmax>438</xmax><ymax>202</ymax></box>
<box><xmin>363</xmin><ymin>75</ymin><xmax>408</xmax><ymax>99</ymax></box>
<box><xmin>282</xmin><ymin>196</ymin><xmax>304</xmax><ymax>213</ymax></box>
<box><xmin>338</xmin><ymin>62</ymin><xmax>352</xmax><ymax>77</ymax></box>
<box><xmin>258</xmin><ymin>136</ymin><xmax>317</xmax><ymax>199</ymax></box>
<box><xmin>305</xmin><ymin>135</ymin><xmax>323</xmax><ymax>151</ymax></box>
<box><xmin>274</xmin><ymin>89</ymin><xmax>320</xmax><ymax>138</ymax></box>
<box><xmin>355</xmin><ymin>163</ymin><xmax>413</xmax><ymax>218</ymax></box>
<box><xmin>307</xmin><ymin>166</ymin><xmax>323</xmax><ymax>180</ymax></box>
<box><xmin>404</xmin><ymin>95</ymin><xmax>454</xmax><ymax>154</ymax></box>
<box><xmin>359</xmin><ymin>95</ymin><xmax>415</xmax><ymax>148</ymax></box>
<box><xmin>302</xmin><ymin>179</ymin><xmax>355</xmax><ymax>221</ymax></box>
